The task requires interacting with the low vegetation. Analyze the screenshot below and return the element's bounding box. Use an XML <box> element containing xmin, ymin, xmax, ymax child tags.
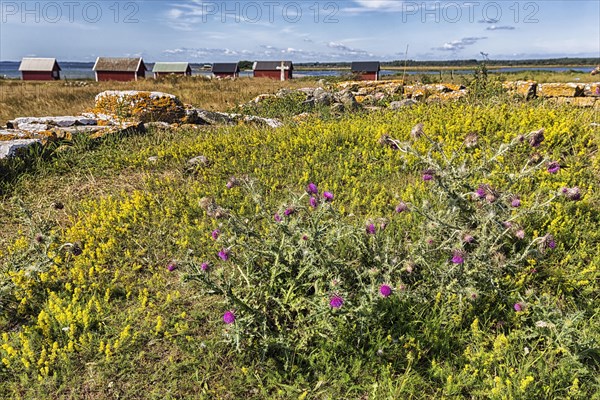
<box><xmin>0</xmin><ymin>77</ymin><xmax>599</xmax><ymax>398</ymax></box>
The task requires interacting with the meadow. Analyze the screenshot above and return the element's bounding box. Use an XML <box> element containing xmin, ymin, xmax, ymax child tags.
<box><xmin>0</xmin><ymin>74</ymin><xmax>599</xmax><ymax>399</ymax></box>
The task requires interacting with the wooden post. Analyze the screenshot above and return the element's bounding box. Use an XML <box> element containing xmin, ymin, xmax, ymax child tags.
<box><xmin>276</xmin><ymin>61</ymin><xmax>290</xmax><ymax>81</ymax></box>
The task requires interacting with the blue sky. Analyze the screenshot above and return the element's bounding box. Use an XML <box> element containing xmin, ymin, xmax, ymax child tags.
<box><xmin>1</xmin><ymin>1</ymin><xmax>599</xmax><ymax>62</ymax></box>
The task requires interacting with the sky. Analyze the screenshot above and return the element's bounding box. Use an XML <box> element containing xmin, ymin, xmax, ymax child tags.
<box><xmin>0</xmin><ymin>0</ymin><xmax>599</xmax><ymax>62</ymax></box>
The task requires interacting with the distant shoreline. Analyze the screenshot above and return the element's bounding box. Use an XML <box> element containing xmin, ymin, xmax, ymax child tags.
<box><xmin>295</xmin><ymin>64</ymin><xmax>597</xmax><ymax>71</ymax></box>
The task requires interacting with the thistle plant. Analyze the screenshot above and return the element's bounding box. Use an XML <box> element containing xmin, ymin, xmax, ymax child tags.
<box><xmin>385</xmin><ymin>126</ymin><xmax>566</xmax><ymax>302</ymax></box>
<box><xmin>184</xmin><ymin>125</ymin><xmax>578</xmax><ymax>361</ymax></box>
<box><xmin>185</xmin><ymin>179</ymin><xmax>408</xmax><ymax>356</ymax></box>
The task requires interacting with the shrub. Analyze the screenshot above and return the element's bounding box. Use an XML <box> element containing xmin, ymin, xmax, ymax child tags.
<box><xmin>184</xmin><ymin>125</ymin><xmax>576</xmax><ymax>370</ymax></box>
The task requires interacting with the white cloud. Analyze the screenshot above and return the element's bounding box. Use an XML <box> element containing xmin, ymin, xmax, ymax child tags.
<box><xmin>327</xmin><ymin>42</ymin><xmax>372</xmax><ymax>56</ymax></box>
<box><xmin>434</xmin><ymin>37</ymin><xmax>487</xmax><ymax>52</ymax></box>
<box><xmin>163</xmin><ymin>47</ymin><xmax>240</xmax><ymax>59</ymax></box>
<box><xmin>478</xmin><ymin>19</ymin><xmax>499</xmax><ymax>24</ymax></box>
<box><xmin>486</xmin><ymin>25</ymin><xmax>516</xmax><ymax>31</ymax></box>
<box><xmin>353</xmin><ymin>0</ymin><xmax>402</xmax><ymax>9</ymax></box>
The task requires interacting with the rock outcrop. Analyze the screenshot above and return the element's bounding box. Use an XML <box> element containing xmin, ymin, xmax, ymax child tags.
<box><xmin>1</xmin><ymin>91</ymin><xmax>283</xmax><ymax>160</ymax></box>
<box><xmin>503</xmin><ymin>81</ymin><xmax>537</xmax><ymax>99</ymax></box>
<box><xmin>537</xmin><ymin>83</ymin><xmax>585</xmax><ymax>98</ymax></box>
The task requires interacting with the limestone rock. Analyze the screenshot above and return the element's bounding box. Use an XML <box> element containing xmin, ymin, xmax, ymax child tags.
<box><xmin>538</xmin><ymin>83</ymin><xmax>584</xmax><ymax>98</ymax></box>
<box><xmin>243</xmin><ymin>115</ymin><xmax>284</xmax><ymax>128</ymax></box>
<box><xmin>426</xmin><ymin>90</ymin><xmax>468</xmax><ymax>103</ymax></box>
<box><xmin>276</xmin><ymin>88</ymin><xmax>296</xmax><ymax>98</ymax></box>
<box><xmin>330</xmin><ymin>103</ymin><xmax>345</xmax><ymax>113</ymax></box>
<box><xmin>551</xmin><ymin>97</ymin><xmax>598</xmax><ymax>108</ymax></box>
<box><xmin>144</xmin><ymin>121</ymin><xmax>172</xmax><ymax>130</ymax></box>
<box><xmin>93</xmin><ymin>90</ymin><xmax>186</xmax><ymax>123</ymax></box>
<box><xmin>0</xmin><ymin>129</ymin><xmax>29</xmax><ymax>140</ymax></box>
<box><xmin>7</xmin><ymin>116</ymin><xmax>97</xmax><ymax>131</ymax></box>
<box><xmin>503</xmin><ymin>81</ymin><xmax>537</xmax><ymax>99</ymax></box>
<box><xmin>187</xmin><ymin>155</ymin><xmax>211</xmax><ymax>168</ymax></box>
<box><xmin>0</xmin><ymin>139</ymin><xmax>42</xmax><ymax>159</ymax></box>
<box><xmin>250</xmin><ymin>94</ymin><xmax>276</xmax><ymax>104</ymax></box>
<box><xmin>583</xmin><ymin>83</ymin><xmax>600</xmax><ymax>96</ymax></box>
<box><xmin>312</xmin><ymin>87</ymin><xmax>334</xmax><ymax>106</ymax></box>
<box><xmin>403</xmin><ymin>85</ymin><xmax>427</xmax><ymax>100</ymax></box>
<box><xmin>389</xmin><ymin>99</ymin><xmax>418</xmax><ymax>109</ymax></box>
<box><xmin>337</xmin><ymin>91</ymin><xmax>359</xmax><ymax>111</ymax></box>
<box><xmin>185</xmin><ymin>108</ymin><xmax>282</xmax><ymax>128</ymax></box>
<box><xmin>297</xmin><ymin>87</ymin><xmax>316</xmax><ymax>96</ymax></box>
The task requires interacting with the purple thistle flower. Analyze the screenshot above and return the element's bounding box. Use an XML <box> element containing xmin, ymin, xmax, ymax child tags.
<box><xmin>451</xmin><ymin>250</ymin><xmax>465</xmax><ymax>264</ymax></box>
<box><xmin>476</xmin><ymin>185</ymin><xmax>487</xmax><ymax>198</ymax></box>
<box><xmin>464</xmin><ymin>132</ymin><xmax>478</xmax><ymax>148</ymax></box>
<box><xmin>284</xmin><ymin>208</ymin><xmax>294</xmax><ymax>216</ymax></box>
<box><xmin>218</xmin><ymin>249</ymin><xmax>230</xmax><ymax>261</ymax></box>
<box><xmin>323</xmin><ymin>192</ymin><xmax>334</xmax><ymax>202</ymax></box>
<box><xmin>200</xmin><ymin>262</ymin><xmax>209</xmax><ymax>271</ymax></box>
<box><xmin>226</xmin><ymin>176</ymin><xmax>238</xmax><ymax>189</ymax></box>
<box><xmin>513</xmin><ymin>303</ymin><xmax>523</xmax><ymax>312</ymax></box>
<box><xmin>274</xmin><ymin>213</ymin><xmax>282</xmax><ymax>222</ymax></box>
<box><xmin>309</xmin><ymin>196</ymin><xmax>318</xmax><ymax>208</ymax></box>
<box><xmin>306</xmin><ymin>182</ymin><xmax>318</xmax><ymax>195</ymax></box>
<box><xmin>422</xmin><ymin>169</ymin><xmax>434</xmax><ymax>181</ymax></box>
<box><xmin>411</xmin><ymin>123</ymin><xmax>424</xmax><ymax>139</ymax></box>
<box><xmin>547</xmin><ymin>161</ymin><xmax>560</xmax><ymax>174</ymax></box>
<box><xmin>329</xmin><ymin>295</ymin><xmax>344</xmax><ymax>309</ymax></box>
<box><xmin>211</xmin><ymin>229</ymin><xmax>221</xmax><ymax>240</ymax></box>
<box><xmin>463</xmin><ymin>234</ymin><xmax>475</xmax><ymax>244</ymax></box>
<box><xmin>379</xmin><ymin>284</ymin><xmax>392</xmax><ymax>298</ymax></box>
<box><xmin>223</xmin><ymin>311</ymin><xmax>236</xmax><ymax>324</ymax></box>
<box><xmin>302</xmin><ymin>235</ymin><xmax>309</xmax><ymax>241</ymax></box>
<box><xmin>167</xmin><ymin>262</ymin><xmax>177</xmax><ymax>272</ymax></box>
<box><xmin>528</xmin><ymin>129</ymin><xmax>545</xmax><ymax>147</ymax></box>
<box><xmin>366</xmin><ymin>223</ymin><xmax>376</xmax><ymax>235</ymax></box>
<box><xmin>511</xmin><ymin>197</ymin><xmax>521</xmax><ymax>208</ymax></box>
<box><xmin>395</xmin><ymin>202</ymin><xmax>408</xmax><ymax>213</ymax></box>
<box><xmin>539</xmin><ymin>234</ymin><xmax>557</xmax><ymax>253</ymax></box>
<box><xmin>515</xmin><ymin>229</ymin><xmax>525</xmax><ymax>239</ymax></box>
<box><xmin>561</xmin><ymin>187</ymin><xmax>581</xmax><ymax>201</ymax></box>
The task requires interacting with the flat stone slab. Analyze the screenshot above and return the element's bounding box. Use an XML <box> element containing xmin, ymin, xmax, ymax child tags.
<box><xmin>7</xmin><ymin>116</ymin><xmax>98</xmax><ymax>132</ymax></box>
<box><xmin>0</xmin><ymin>139</ymin><xmax>42</xmax><ymax>159</ymax></box>
<box><xmin>95</xmin><ymin>90</ymin><xmax>180</xmax><ymax>102</ymax></box>
<box><xmin>185</xmin><ymin>108</ymin><xmax>283</xmax><ymax>128</ymax></box>
<box><xmin>0</xmin><ymin>129</ymin><xmax>29</xmax><ymax>139</ymax></box>
<box><xmin>538</xmin><ymin>83</ymin><xmax>585</xmax><ymax>98</ymax></box>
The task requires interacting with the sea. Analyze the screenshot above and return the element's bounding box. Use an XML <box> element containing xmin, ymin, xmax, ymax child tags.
<box><xmin>0</xmin><ymin>61</ymin><xmax>594</xmax><ymax>80</ymax></box>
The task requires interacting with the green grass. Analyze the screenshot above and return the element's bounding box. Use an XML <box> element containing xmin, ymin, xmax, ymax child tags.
<box><xmin>1</xmin><ymin>100</ymin><xmax>599</xmax><ymax>399</ymax></box>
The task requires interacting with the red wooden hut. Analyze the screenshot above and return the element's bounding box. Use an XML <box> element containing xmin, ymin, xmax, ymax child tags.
<box><xmin>351</xmin><ymin>61</ymin><xmax>381</xmax><ymax>81</ymax></box>
<box><xmin>93</xmin><ymin>57</ymin><xmax>147</xmax><ymax>81</ymax></box>
<box><xmin>253</xmin><ymin>61</ymin><xmax>293</xmax><ymax>80</ymax></box>
<box><xmin>212</xmin><ymin>63</ymin><xmax>240</xmax><ymax>78</ymax></box>
<box><xmin>19</xmin><ymin>58</ymin><xmax>61</xmax><ymax>80</ymax></box>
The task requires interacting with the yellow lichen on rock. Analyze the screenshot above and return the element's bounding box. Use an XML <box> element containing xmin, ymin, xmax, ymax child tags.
<box><xmin>538</xmin><ymin>83</ymin><xmax>585</xmax><ymax>98</ymax></box>
<box><xmin>93</xmin><ymin>91</ymin><xmax>186</xmax><ymax>123</ymax></box>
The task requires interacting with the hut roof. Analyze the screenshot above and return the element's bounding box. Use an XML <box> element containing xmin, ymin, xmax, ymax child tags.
<box><xmin>351</xmin><ymin>61</ymin><xmax>381</xmax><ymax>73</ymax></box>
<box><xmin>19</xmin><ymin>58</ymin><xmax>61</xmax><ymax>71</ymax></box>
<box><xmin>253</xmin><ymin>61</ymin><xmax>293</xmax><ymax>71</ymax></box>
<box><xmin>93</xmin><ymin>57</ymin><xmax>146</xmax><ymax>72</ymax></box>
<box><xmin>212</xmin><ymin>63</ymin><xmax>240</xmax><ymax>74</ymax></box>
<box><xmin>152</xmin><ymin>62</ymin><xmax>191</xmax><ymax>73</ymax></box>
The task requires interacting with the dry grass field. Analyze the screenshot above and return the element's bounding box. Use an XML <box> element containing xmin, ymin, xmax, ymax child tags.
<box><xmin>0</xmin><ymin>76</ymin><xmax>317</xmax><ymax>125</ymax></box>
